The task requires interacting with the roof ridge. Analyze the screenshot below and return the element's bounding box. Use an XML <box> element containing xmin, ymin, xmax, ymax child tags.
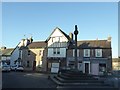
<box><xmin>78</xmin><ymin>40</ymin><xmax>107</xmax><ymax>42</ymax></box>
<box><xmin>32</xmin><ymin>41</ymin><xmax>45</xmax><ymax>43</ymax></box>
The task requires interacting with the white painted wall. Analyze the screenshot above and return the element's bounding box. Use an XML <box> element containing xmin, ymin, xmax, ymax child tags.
<box><xmin>47</xmin><ymin>28</ymin><xmax>68</xmax><ymax>58</ymax></box>
<box><xmin>48</xmin><ymin>28</ymin><xmax>68</xmax><ymax>47</ymax></box>
<box><xmin>10</xmin><ymin>47</ymin><xmax>19</xmax><ymax>66</ymax></box>
<box><xmin>48</xmin><ymin>48</ymin><xmax>66</xmax><ymax>57</ymax></box>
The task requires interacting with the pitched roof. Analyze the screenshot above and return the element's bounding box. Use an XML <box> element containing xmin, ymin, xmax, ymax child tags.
<box><xmin>28</xmin><ymin>41</ymin><xmax>46</xmax><ymax>49</ymax></box>
<box><xmin>46</xmin><ymin>27</ymin><xmax>70</xmax><ymax>42</ymax></box>
<box><xmin>68</xmin><ymin>40</ymin><xmax>111</xmax><ymax>49</ymax></box>
<box><xmin>1</xmin><ymin>48</ymin><xmax>14</xmax><ymax>56</ymax></box>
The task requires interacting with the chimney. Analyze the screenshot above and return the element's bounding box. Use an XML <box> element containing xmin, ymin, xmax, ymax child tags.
<box><xmin>29</xmin><ymin>36</ymin><xmax>33</xmax><ymax>43</ymax></box>
<box><xmin>21</xmin><ymin>39</ymin><xmax>25</xmax><ymax>46</ymax></box>
<box><xmin>107</xmin><ymin>36</ymin><xmax>112</xmax><ymax>42</ymax></box>
<box><xmin>69</xmin><ymin>32</ymin><xmax>73</xmax><ymax>41</ymax></box>
<box><xmin>96</xmin><ymin>38</ymin><xmax>98</xmax><ymax>40</ymax></box>
<box><xmin>1</xmin><ymin>46</ymin><xmax>6</xmax><ymax>50</ymax></box>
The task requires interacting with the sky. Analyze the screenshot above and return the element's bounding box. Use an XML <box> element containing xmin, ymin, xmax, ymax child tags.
<box><xmin>2</xmin><ymin>2</ymin><xmax>118</xmax><ymax>58</ymax></box>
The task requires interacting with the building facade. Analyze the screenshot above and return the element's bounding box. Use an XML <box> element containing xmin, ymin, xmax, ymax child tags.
<box><xmin>44</xmin><ymin>27</ymin><xmax>112</xmax><ymax>75</ymax></box>
<box><xmin>46</xmin><ymin>27</ymin><xmax>70</xmax><ymax>73</ymax></box>
<box><xmin>67</xmin><ymin>39</ymin><xmax>112</xmax><ymax>75</ymax></box>
<box><xmin>10</xmin><ymin>37</ymin><xmax>33</xmax><ymax>67</ymax></box>
<box><xmin>0</xmin><ymin>47</ymin><xmax>13</xmax><ymax>66</ymax></box>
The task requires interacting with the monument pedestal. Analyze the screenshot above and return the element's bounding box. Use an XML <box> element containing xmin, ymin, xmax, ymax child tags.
<box><xmin>50</xmin><ymin>69</ymin><xmax>114</xmax><ymax>88</ymax></box>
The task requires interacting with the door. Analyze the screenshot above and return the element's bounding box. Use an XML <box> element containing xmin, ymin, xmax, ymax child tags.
<box><xmin>85</xmin><ymin>63</ymin><xmax>89</xmax><ymax>74</ymax></box>
<box><xmin>51</xmin><ymin>63</ymin><xmax>59</xmax><ymax>73</ymax></box>
<box><xmin>78</xmin><ymin>63</ymin><xmax>83</xmax><ymax>72</ymax></box>
<box><xmin>33</xmin><ymin>61</ymin><xmax>36</xmax><ymax>71</ymax></box>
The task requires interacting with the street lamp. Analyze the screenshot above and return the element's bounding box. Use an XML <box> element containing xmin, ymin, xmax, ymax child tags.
<box><xmin>74</xmin><ymin>25</ymin><xmax>79</xmax><ymax>70</ymax></box>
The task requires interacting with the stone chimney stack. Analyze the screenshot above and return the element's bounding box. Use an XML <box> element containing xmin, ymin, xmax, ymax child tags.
<box><xmin>69</xmin><ymin>32</ymin><xmax>73</xmax><ymax>41</ymax></box>
<box><xmin>29</xmin><ymin>36</ymin><xmax>33</xmax><ymax>43</ymax></box>
<box><xmin>1</xmin><ymin>46</ymin><xmax>6</xmax><ymax>50</ymax></box>
<box><xmin>107</xmin><ymin>36</ymin><xmax>112</xmax><ymax>42</ymax></box>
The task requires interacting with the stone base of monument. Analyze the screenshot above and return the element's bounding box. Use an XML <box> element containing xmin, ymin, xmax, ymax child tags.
<box><xmin>50</xmin><ymin>69</ymin><xmax>115</xmax><ymax>89</ymax></box>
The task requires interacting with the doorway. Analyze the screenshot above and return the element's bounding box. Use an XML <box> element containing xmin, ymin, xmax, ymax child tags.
<box><xmin>83</xmin><ymin>61</ymin><xmax>90</xmax><ymax>74</ymax></box>
<box><xmin>85</xmin><ymin>63</ymin><xmax>89</xmax><ymax>74</ymax></box>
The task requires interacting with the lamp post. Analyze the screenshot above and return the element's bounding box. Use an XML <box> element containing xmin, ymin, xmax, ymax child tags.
<box><xmin>74</xmin><ymin>25</ymin><xmax>79</xmax><ymax>70</ymax></box>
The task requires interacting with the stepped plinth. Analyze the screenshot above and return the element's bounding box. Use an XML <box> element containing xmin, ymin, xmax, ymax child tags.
<box><xmin>50</xmin><ymin>69</ymin><xmax>115</xmax><ymax>89</ymax></box>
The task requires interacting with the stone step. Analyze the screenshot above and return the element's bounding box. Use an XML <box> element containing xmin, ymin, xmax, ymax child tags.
<box><xmin>57</xmin><ymin>86</ymin><xmax>116</xmax><ymax>90</ymax></box>
<box><xmin>61</xmin><ymin>73</ymin><xmax>94</xmax><ymax>78</ymax></box>
<box><xmin>58</xmin><ymin>74</ymin><xmax>97</xmax><ymax>80</ymax></box>
<box><xmin>54</xmin><ymin>76</ymin><xmax>104</xmax><ymax>83</ymax></box>
<box><xmin>51</xmin><ymin>75</ymin><xmax>111</xmax><ymax>87</ymax></box>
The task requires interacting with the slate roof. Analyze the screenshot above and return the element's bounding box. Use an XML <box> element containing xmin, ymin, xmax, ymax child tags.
<box><xmin>28</xmin><ymin>41</ymin><xmax>46</xmax><ymax>49</ymax></box>
<box><xmin>68</xmin><ymin>40</ymin><xmax>111</xmax><ymax>49</ymax></box>
<box><xmin>1</xmin><ymin>48</ymin><xmax>14</xmax><ymax>56</ymax></box>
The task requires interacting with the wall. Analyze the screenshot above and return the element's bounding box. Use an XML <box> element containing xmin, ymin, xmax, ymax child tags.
<box><xmin>10</xmin><ymin>47</ymin><xmax>19</xmax><ymax>66</ymax></box>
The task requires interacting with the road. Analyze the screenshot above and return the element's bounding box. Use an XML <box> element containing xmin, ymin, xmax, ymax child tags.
<box><xmin>2</xmin><ymin>71</ymin><xmax>57</xmax><ymax>89</ymax></box>
<box><xmin>2</xmin><ymin>71</ymin><xmax>120</xmax><ymax>90</ymax></box>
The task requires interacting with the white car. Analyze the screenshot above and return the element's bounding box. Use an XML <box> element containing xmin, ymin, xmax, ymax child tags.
<box><xmin>2</xmin><ymin>65</ymin><xmax>11</xmax><ymax>72</ymax></box>
<box><xmin>15</xmin><ymin>65</ymin><xmax>24</xmax><ymax>72</ymax></box>
<box><xmin>10</xmin><ymin>65</ymin><xmax>17</xmax><ymax>71</ymax></box>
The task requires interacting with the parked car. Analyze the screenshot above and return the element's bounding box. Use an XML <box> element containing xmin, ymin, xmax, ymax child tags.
<box><xmin>15</xmin><ymin>65</ymin><xmax>24</xmax><ymax>72</ymax></box>
<box><xmin>10</xmin><ymin>65</ymin><xmax>17</xmax><ymax>71</ymax></box>
<box><xmin>2</xmin><ymin>65</ymin><xmax>11</xmax><ymax>72</ymax></box>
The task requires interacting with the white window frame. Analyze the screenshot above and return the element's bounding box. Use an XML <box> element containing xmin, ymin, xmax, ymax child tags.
<box><xmin>57</xmin><ymin>48</ymin><xmax>60</xmax><ymax>54</ymax></box>
<box><xmin>73</xmin><ymin>49</ymin><xmax>75</xmax><ymax>57</ymax></box>
<box><xmin>95</xmin><ymin>49</ymin><xmax>102</xmax><ymax>57</ymax></box>
<box><xmin>20</xmin><ymin>50</ymin><xmax>22</xmax><ymax>59</ymax></box>
<box><xmin>73</xmin><ymin>49</ymin><xmax>79</xmax><ymax>57</ymax></box>
<box><xmin>84</xmin><ymin>49</ymin><xmax>90</xmax><ymax>57</ymax></box>
<box><xmin>53</xmin><ymin>48</ymin><xmax>56</xmax><ymax>54</ymax></box>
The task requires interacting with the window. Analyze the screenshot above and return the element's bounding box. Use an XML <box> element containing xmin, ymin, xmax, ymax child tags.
<box><xmin>56</xmin><ymin>37</ymin><xmax>60</xmax><ymax>42</ymax></box>
<box><xmin>52</xmin><ymin>37</ymin><xmax>55</xmax><ymax>42</ymax></box>
<box><xmin>84</xmin><ymin>49</ymin><xmax>90</xmax><ymax>57</ymax></box>
<box><xmin>27</xmin><ymin>61</ymin><xmax>29</xmax><ymax>67</ymax></box>
<box><xmin>95</xmin><ymin>49</ymin><xmax>102</xmax><ymax>57</ymax></box>
<box><xmin>73</xmin><ymin>49</ymin><xmax>79</xmax><ymax>57</ymax></box>
<box><xmin>39</xmin><ymin>50</ymin><xmax>43</xmax><ymax>56</ymax></box>
<box><xmin>28</xmin><ymin>50</ymin><xmax>30</xmax><ymax>56</ymax></box>
<box><xmin>20</xmin><ymin>50</ymin><xmax>22</xmax><ymax>59</ymax></box>
<box><xmin>57</xmin><ymin>48</ymin><xmax>60</xmax><ymax>54</ymax></box>
<box><xmin>73</xmin><ymin>49</ymin><xmax>75</xmax><ymax>57</ymax></box>
<box><xmin>53</xmin><ymin>48</ymin><xmax>56</xmax><ymax>54</ymax></box>
<box><xmin>53</xmin><ymin>48</ymin><xmax>60</xmax><ymax>54</ymax></box>
<box><xmin>99</xmin><ymin>64</ymin><xmax>106</xmax><ymax>72</ymax></box>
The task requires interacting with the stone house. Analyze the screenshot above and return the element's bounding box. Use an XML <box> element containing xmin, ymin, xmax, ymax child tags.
<box><xmin>10</xmin><ymin>37</ymin><xmax>33</xmax><ymax>67</ymax></box>
<box><xmin>20</xmin><ymin>41</ymin><xmax>47</xmax><ymax>71</ymax></box>
<box><xmin>67</xmin><ymin>39</ymin><xmax>112</xmax><ymax>75</ymax></box>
